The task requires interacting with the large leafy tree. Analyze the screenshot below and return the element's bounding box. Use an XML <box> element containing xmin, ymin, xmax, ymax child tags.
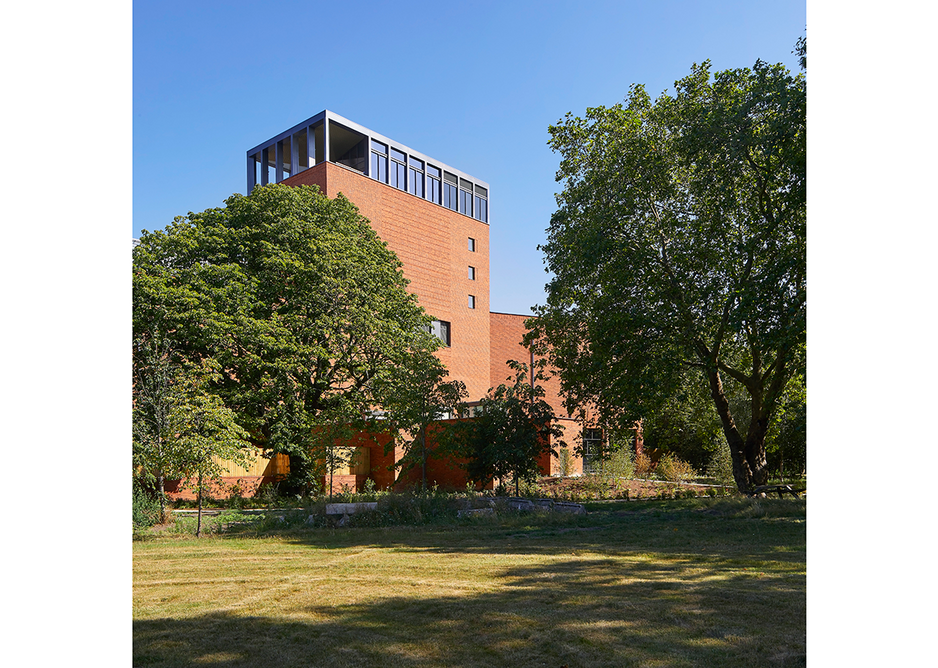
<box><xmin>133</xmin><ymin>184</ymin><xmax>443</xmax><ymax>488</ymax></box>
<box><xmin>530</xmin><ymin>58</ymin><xmax>805</xmax><ymax>492</ymax></box>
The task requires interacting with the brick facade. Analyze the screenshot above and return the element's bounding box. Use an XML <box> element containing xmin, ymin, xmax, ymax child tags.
<box><xmin>284</xmin><ymin>162</ymin><xmax>491</xmax><ymax>401</ymax></box>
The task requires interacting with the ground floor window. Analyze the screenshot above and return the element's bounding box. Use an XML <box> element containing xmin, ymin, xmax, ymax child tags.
<box><xmin>582</xmin><ymin>428</ymin><xmax>603</xmax><ymax>474</ymax></box>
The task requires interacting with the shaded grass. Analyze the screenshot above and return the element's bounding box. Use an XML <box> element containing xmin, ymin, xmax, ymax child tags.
<box><xmin>134</xmin><ymin>497</ymin><xmax>805</xmax><ymax>667</ymax></box>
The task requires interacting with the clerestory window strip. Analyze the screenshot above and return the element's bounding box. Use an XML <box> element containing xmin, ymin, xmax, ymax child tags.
<box><xmin>247</xmin><ymin>111</ymin><xmax>488</xmax><ymax>222</ymax></box>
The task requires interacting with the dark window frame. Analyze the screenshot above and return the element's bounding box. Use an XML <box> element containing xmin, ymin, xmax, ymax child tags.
<box><xmin>582</xmin><ymin>428</ymin><xmax>604</xmax><ymax>474</ymax></box>
<box><xmin>428</xmin><ymin>319</ymin><xmax>451</xmax><ymax>347</ymax></box>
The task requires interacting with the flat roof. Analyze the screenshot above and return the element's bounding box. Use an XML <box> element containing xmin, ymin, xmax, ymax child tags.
<box><xmin>247</xmin><ymin>109</ymin><xmax>488</xmax><ymax>189</ymax></box>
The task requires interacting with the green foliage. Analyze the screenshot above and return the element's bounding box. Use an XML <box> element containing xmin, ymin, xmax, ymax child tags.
<box><xmin>132</xmin><ymin>479</ymin><xmax>162</xmax><ymax>528</ymax></box>
<box><xmin>530</xmin><ymin>57</ymin><xmax>805</xmax><ymax>492</ymax></box>
<box><xmin>706</xmin><ymin>439</ymin><xmax>735</xmax><ymax>487</ymax></box>
<box><xmin>133</xmin><ymin>333</ymin><xmax>251</xmax><ymax>523</ymax></box>
<box><xmin>132</xmin><ymin>332</ymin><xmax>185</xmax><ymax>522</ymax></box>
<box><xmin>640</xmin><ymin>371</ymin><xmax>723</xmax><ymax>471</ymax></box>
<box><xmin>167</xmin><ymin>373</ymin><xmax>252</xmax><ymax>484</ymax></box>
<box><xmin>598</xmin><ymin>442</ymin><xmax>634</xmax><ymax>485</ymax></box>
<box><xmin>378</xmin><ymin>349</ymin><xmax>467</xmax><ymax>490</ymax></box>
<box><xmin>133</xmin><ymin>184</ymin><xmax>443</xmax><ymax>488</ymax></box>
<box><xmin>557</xmin><ymin>446</ymin><xmax>574</xmax><ymax>477</ymax></box>
<box><xmin>764</xmin><ymin>373</ymin><xmax>806</xmax><ymax>477</ymax></box>
<box><xmin>447</xmin><ymin>361</ymin><xmax>560</xmax><ymax>496</ymax></box>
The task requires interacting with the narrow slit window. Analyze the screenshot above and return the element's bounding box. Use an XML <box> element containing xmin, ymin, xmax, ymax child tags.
<box><xmin>468</xmin><ymin>295</ymin><xmax>476</xmax><ymax>309</ymax></box>
<box><xmin>279</xmin><ymin>139</ymin><xmax>292</xmax><ymax>180</ymax></box>
<box><xmin>468</xmin><ymin>237</ymin><xmax>476</xmax><ymax>252</ymax></box>
<box><xmin>251</xmin><ymin>153</ymin><xmax>261</xmax><ymax>189</ymax></box>
<box><xmin>459</xmin><ymin>178</ymin><xmax>473</xmax><ymax>216</ymax></box>
<box><xmin>468</xmin><ymin>266</ymin><xmax>476</xmax><ymax>280</ymax></box>
<box><xmin>295</xmin><ymin>129</ymin><xmax>308</xmax><ymax>173</ymax></box>
<box><xmin>474</xmin><ymin>185</ymin><xmax>488</xmax><ymax>222</ymax></box>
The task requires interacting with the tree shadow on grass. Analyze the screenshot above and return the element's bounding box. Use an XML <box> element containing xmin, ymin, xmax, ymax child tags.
<box><xmin>135</xmin><ymin>555</ymin><xmax>804</xmax><ymax>668</ymax></box>
<box><xmin>136</xmin><ymin>500</ymin><xmax>805</xmax><ymax>667</ymax></box>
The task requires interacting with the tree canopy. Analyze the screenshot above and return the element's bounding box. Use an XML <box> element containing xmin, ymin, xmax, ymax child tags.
<box><xmin>133</xmin><ymin>334</ymin><xmax>250</xmax><ymax>525</ymax></box>
<box><xmin>377</xmin><ymin>351</ymin><xmax>467</xmax><ymax>491</ymax></box>
<box><xmin>133</xmin><ymin>184</ymin><xmax>444</xmax><ymax>489</ymax></box>
<box><xmin>530</xmin><ymin>58</ymin><xmax>805</xmax><ymax>492</ymax></box>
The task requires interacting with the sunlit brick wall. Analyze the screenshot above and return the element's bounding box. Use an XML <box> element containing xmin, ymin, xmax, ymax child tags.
<box><xmin>284</xmin><ymin>163</ymin><xmax>491</xmax><ymax>402</ymax></box>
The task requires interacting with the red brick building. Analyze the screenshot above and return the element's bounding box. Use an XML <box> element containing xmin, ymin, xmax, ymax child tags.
<box><xmin>239</xmin><ymin>111</ymin><xmax>598</xmax><ymax>492</ymax></box>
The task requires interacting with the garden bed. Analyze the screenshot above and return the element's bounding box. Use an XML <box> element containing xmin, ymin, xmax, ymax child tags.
<box><xmin>534</xmin><ymin>475</ymin><xmax>730</xmax><ymax>500</ymax></box>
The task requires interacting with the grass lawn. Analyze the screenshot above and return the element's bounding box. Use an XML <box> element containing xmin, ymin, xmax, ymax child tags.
<box><xmin>133</xmin><ymin>497</ymin><xmax>805</xmax><ymax>667</ymax></box>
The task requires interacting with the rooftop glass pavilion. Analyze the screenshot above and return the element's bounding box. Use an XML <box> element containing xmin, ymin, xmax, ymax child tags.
<box><xmin>246</xmin><ymin>110</ymin><xmax>489</xmax><ymax>223</ymax></box>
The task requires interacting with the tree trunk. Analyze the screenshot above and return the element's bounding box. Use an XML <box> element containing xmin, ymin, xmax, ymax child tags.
<box><xmin>743</xmin><ymin>417</ymin><xmax>770</xmax><ymax>488</ymax></box>
<box><xmin>420</xmin><ymin>426</ymin><xmax>427</xmax><ymax>492</ymax></box>
<box><xmin>196</xmin><ymin>473</ymin><xmax>203</xmax><ymax>538</ymax></box>
<box><xmin>633</xmin><ymin>419</ymin><xmax>644</xmax><ymax>458</ymax></box>
<box><xmin>707</xmin><ymin>369</ymin><xmax>756</xmax><ymax>492</ymax></box>
<box><xmin>156</xmin><ymin>472</ymin><xmax>167</xmax><ymax>524</ymax></box>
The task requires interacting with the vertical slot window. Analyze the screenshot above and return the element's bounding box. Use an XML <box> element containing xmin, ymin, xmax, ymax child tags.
<box><xmin>390</xmin><ymin>148</ymin><xmax>406</xmax><ymax>191</ymax></box>
<box><xmin>468</xmin><ymin>266</ymin><xmax>476</xmax><ymax>280</ymax></box>
<box><xmin>408</xmin><ymin>157</ymin><xmax>424</xmax><ymax>198</ymax></box>
<box><xmin>427</xmin><ymin>165</ymin><xmax>441</xmax><ymax>204</ymax></box>
<box><xmin>582</xmin><ymin>429</ymin><xmax>603</xmax><ymax>474</ymax></box>
<box><xmin>312</xmin><ymin>123</ymin><xmax>325</xmax><ymax>164</ymax></box>
<box><xmin>468</xmin><ymin>237</ymin><xmax>476</xmax><ymax>252</ymax></box>
<box><xmin>468</xmin><ymin>295</ymin><xmax>476</xmax><ymax>309</ymax></box>
<box><xmin>444</xmin><ymin>172</ymin><xmax>458</xmax><ymax>210</ymax></box>
<box><xmin>371</xmin><ymin>141</ymin><xmax>388</xmax><ymax>183</ymax></box>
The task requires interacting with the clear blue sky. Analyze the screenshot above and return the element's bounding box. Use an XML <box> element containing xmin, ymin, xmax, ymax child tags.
<box><xmin>134</xmin><ymin>0</ymin><xmax>806</xmax><ymax>315</ymax></box>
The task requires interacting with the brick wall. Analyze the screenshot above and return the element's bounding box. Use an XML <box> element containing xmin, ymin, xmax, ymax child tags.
<box><xmin>284</xmin><ymin>163</ymin><xmax>491</xmax><ymax>401</ymax></box>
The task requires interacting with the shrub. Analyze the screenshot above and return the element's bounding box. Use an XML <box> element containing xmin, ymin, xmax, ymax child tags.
<box><xmin>372</xmin><ymin>490</ymin><xmax>458</xmax><ymax>526</ymax></box>
<box><xmin>226</xmin><ymin>484</ymin><xmax>247</xmax><ymax>509</ymax></box>
<box><xmin>558</xmin><ymin>446</ymin><xmax>574</xmax><ymax>477</ymax></box>
<box><xmin>634</xmin><ymin>452</ymin><xmax>653</xmax><ymax>479</ymax></box>
<box><xmin>133</xmin><ymin>481</ymin><xmax>162</xmax><ymax>528</ymax></box>
<box><xmin>706</xmin><ymin>440</ymin><xmax>735</xmax><ymax>487</ymax></box>
<box><xmin>657</xmin><ymin>454</ymin><xmax>697</xmax><ymax>486</ymax></box>
<box><xmin>599</xmin><ymin>444</ymin><xmax>634</xmax><ymax>486</ymax></box>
